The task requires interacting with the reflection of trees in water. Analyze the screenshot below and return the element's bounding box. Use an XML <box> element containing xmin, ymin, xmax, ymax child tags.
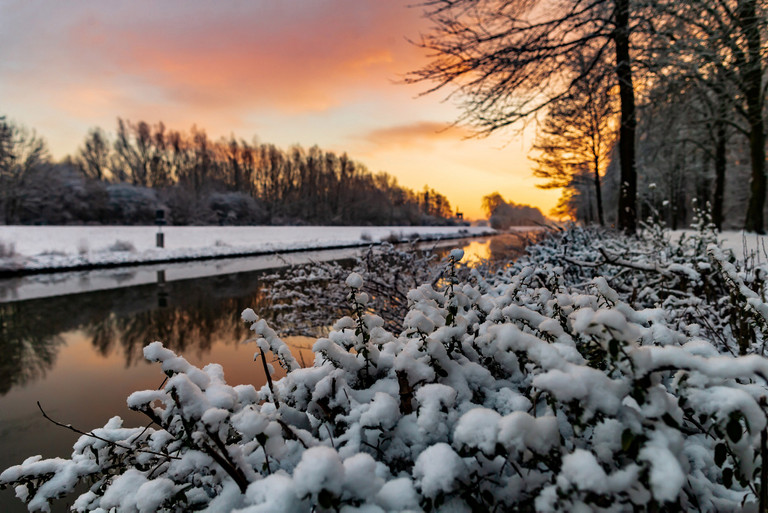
<box><xmin>0</xmin><ymin>271</ymin><xmax>272</xmax><ymax>394</ymax></box>
<box><xmin>84</xmin><ymin>272</ymin><xmax>276</xmax><ymax>365</ymax></box>
<box><xmin>0</xmin><ymin>302</ymin><xmax>66</xmax><ymax>395</ymax></box>
<box><xmin>0</xmin><ymin>233</ymin><xmax>545</xmax><ymax>395</ymax></box>
<box><xmin>486</xmin><ymin>231</ymin><xmax>547</xmax><ymax>269</ymax></box>
<box><xmin>88</xmin><ymin>294</ymin><xmax>264</xmax><ymax>366</ymax></box>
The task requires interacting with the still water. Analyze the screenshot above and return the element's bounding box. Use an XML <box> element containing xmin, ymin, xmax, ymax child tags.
<box><xmin>0</xmin><ymin>234</ymin><xmax>534</xmax><ymax>511</ymax></box>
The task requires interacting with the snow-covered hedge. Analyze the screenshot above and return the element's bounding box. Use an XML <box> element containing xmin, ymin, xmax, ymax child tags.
<box><xmin>5</xmin><ymin>220</ymin><xmax>768</xmax><ymax>512</ymax></box>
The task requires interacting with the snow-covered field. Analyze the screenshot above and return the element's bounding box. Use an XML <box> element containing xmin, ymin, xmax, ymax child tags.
<box><xmin>670</xmin><ymin>229</ymin><xmax>768</xmax><ymax>259</ymax></box>
<box><xmin>0</xmin><ymin>225</ymin><xmax>499</xmax><ymax>273</ymax></box>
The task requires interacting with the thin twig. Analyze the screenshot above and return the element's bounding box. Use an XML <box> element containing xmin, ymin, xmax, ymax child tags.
<box><xmin>37</xmin><ymin>401</ymin><xmax>179</xmax><ymax>460</ymax></box>
<box><xmin>258</xmin><ymin>349</ymin><xmax>280</xmax><ymax>409</ymax></box>
<box><xmin>128</xmin><ymin>375</ymin><xmax>168</xmax><ymax>445</ymax></box>
<box><xmin>325</xmin><ymin>424</ymin><xmax>336</xmax><ymax>449</ymax></box>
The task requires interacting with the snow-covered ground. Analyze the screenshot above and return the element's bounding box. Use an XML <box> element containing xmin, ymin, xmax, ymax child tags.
<box><xmin>0</xmin><ymin>225</ymin><xmax>500</xmax><ymax>273</ymax></box>
<box><xmin>669</xmin><ymin>229</ymin><xmax>768</xmax><ymax>260</ymax></box>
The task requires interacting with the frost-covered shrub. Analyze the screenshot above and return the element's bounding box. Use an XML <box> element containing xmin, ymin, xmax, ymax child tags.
<box><xmin>106</xmin><ymin>184</ymin><xmax>159</xmax><ymax>225</ymax></box>
<box><xmin>5</xmin><ymin>227</ymin><xmax>768</xmax><ymax>512</ymax></box>
<box><xmin>264</xmin><ymin>242</ymin><xmax>457</xmax><ymax>336</ymax></box>
<box><xmin>208</xmin><ymin>192</ymin><xmax>268</xmax><ymax>226</ymax></box>
<box><xmin>0</xmin><ymin>240</ymin><xmax>16</xmax><ymax>258</ymax></box>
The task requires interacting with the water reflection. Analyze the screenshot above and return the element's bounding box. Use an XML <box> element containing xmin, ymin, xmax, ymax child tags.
<box><xmin>0</xmin><ymin>271</ymin><xmax>306</xmax><ymax>512</ymax></box>
<box><xmin>0</xmin><ymin>302</ymin><xmax>66</xmax><ymax>395</ymax></box>
<box><xmin>0</xmin><ymin>271</ymin><xmax>273</xmax><ymax>396</ymax></box>
<box><xmin>0</xmin><ymin>233</ymin><xmax>541</xmax><ymax>398</ymax></box>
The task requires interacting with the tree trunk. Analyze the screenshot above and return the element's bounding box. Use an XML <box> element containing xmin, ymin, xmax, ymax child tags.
<box><xmin>614</xmin><ymin>0</ymin><xmax>637</xmax><ymax>234</ymax></box>
<box><xmin>712</xmin><ymin>106</ymin><xmax>727</xmax><ymax>231</ymax></box>
<box><xmin>593</xmin><ymin>154</ymin><xmax>605</xmax><ymax>226</ymax></box>
<box><xmin>741</xmin><ymin>0</ymin><xmax>766</xmax><ymax>233</ymax></box>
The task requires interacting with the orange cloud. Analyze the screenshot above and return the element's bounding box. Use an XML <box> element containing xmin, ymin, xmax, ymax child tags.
<box><xmin>361</xmin><ymin>121</ymin><xmax>474</xmax><ymax>150</ymax></box>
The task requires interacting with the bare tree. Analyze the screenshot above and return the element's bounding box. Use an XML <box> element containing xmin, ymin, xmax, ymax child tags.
<box><xmin>0</xmin><ymin>117</ymin><xmax>49</xmax><ymax>223</ymax></box>
<box><xmin>76</xmin><ymin>128</ymin><xmax>112</xmax><ymax>181</ymax></box>
<box><xmin>654</xmin><ymin>0</ymin><xmax>767</xmax><ymax>232</ymax></box>
<box><xmin>409</xmin><ymin>0</ymin><xmax>642</xmax><ymax>232</ymax></box>
<box><xmin>531</xmin><ymin>57</ymin><xmax>617</xmax><ymax>225</ymax></box>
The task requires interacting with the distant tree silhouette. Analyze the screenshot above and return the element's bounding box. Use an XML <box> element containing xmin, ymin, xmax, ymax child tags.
<box><xmin>0</xmin><ymin>117</ymin><xmax>49</xmax><ymax>223</ymax></box>
<box><xmin>481</xmin><ymin>192</ymin><xmax>547</xmax><ymax>228</ymax></box>
<box><xmin>76</xmin><ymin>128</ymin><xmax>111</xmax><ymax>181</ymax></box>
<box><xmin>1</xmin><ymin>116</ymin><xmax>460</xmax><ymax>227</ymax></box>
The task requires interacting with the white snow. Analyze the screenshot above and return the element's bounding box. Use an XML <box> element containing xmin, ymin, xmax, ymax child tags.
<box><xmin>292</xmin><ymin>446</ymin><xmax>346</xmax><ymax>498</ymax></box>
<box><xmin>0</xmin><ymin>225</ymin><xmax>495</xmax><ymax>274</ymax></box>
<box><xmin>497</xmin><ymin>412</ymin><xmax>559</xmax><ymax>455</ymax></box>
<box><xmin>240</xmin><ymin>474</ymin><xmax>303</xmax><ymax>512</ymax></box>
<box><xmin>374</xmin><ymin>478</ymin><xmax>419</xmax><ymax>511</ymax></box>
<box><xmin>413</xmin><ymin>443</ymin><xmax>465</xmax><ymax>497</ymax></box>
<box><xmin>342</xmin><ymin>453</ymin><xmax>385</xmax><ymax>499</ymax></box>
<box><xmin>453</xmin><ymin>407</ymin><xmax>501</xmax><ymax>454</ymax></box>
<box><xmin>638</xmin><ymin>429</ymin><xmax>686</xmax><ymax>502</ymax></box>
<box><xmin>558</xmin><ymin>449</ymin><xmax>610</xmax><ymax>494</ymax></box>
<box><xmin>345</xmin><ymin>272</ymin><xmax>364</xmax><ymax>290</ymax></box>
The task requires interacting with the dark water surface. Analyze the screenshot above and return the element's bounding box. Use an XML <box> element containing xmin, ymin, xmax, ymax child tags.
<box><xmin>0</xmin><ymin>233</ymin><xmax>535</xmax><ymax>512</ymax></box>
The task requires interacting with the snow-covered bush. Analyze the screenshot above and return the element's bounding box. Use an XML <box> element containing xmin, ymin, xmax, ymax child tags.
<box><xmin>106</xmin><ymin>184</ymin><xmax>159</xmax><ymax>225</ymax></box>
<box><xmin>263</xmin><ymin>242</ymin><xmax>460</xmax><ymax>336</ymax></box>
<box><xmin>208</xmin><ymin>192</ymin><xmax>268</xmax><ymax>226</ymax></box>
<box><xmin>107</xmin><ymin>240</ymin><xmax>137</xmax><ymax>253</ymax></box>
<box><xmin>5</xmin><ymin>227</ymin><xmax>768</xmax><ymax>512</ymax></box>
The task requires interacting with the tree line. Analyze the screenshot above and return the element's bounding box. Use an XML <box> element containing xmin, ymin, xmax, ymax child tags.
<box><xmin>481</xmin><ymin>192</ymin><xmax>548</xmax><ymax>229</ymax></box>
<box><xmin>0</xmin><ymin>116</ymin><xmax>458</xmax><ymax>226</ymax></box>
<box><xmin>411</xmin><ymin>0</ymin><xmax>768</xmax><ymax>232</ymax></box>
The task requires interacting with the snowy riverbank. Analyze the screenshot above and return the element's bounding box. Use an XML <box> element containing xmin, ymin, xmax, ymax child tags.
<box><xmin>0</xmin><ymin>225</ymin><xmax>501</xmax><ymax>275</ymax></box>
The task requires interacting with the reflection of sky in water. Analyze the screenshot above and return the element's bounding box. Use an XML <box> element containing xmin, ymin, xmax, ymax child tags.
<box><xmin>0</xmin><ymin>234</ymin><xmax>539</xmax><ymax>512</ymax></box>
<box><xmin>460</xmin><ymin>239</ymin><xmax>492</xmax><ymax>265</ymax></box>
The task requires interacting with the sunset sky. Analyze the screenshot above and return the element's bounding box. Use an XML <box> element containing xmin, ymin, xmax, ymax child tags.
<box><xmin>0</xmin><ymin>0</ymin><xmax>560</xmax><ymax>220</ymax></box>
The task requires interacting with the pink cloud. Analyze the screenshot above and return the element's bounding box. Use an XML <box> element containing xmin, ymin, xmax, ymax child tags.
<box><xmin>29</xmin><ymin>0</ymin><xmax>430</xmax><ymax>115</ymax></box>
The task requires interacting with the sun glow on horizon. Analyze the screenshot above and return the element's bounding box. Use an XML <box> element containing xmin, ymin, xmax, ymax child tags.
<box><xmin>0</xmin><ymin>0</ymin><xmax>561</xmax><ymax>221</ymax></box>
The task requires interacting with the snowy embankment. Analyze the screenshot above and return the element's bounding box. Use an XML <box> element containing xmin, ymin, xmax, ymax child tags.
<box><xmin>670</xmin><ymin>229</ymin><xmax>768</xmax><ymax>259</ymax></box>
<box><xmin>0</xmin><ymin>225</ymin><xmax>499</xmax><ymax>275</ymax></box>
<box><xmin>6</xmin><ymin>218</ymin><xmax>768</xmax><ymax>511</ymax></box>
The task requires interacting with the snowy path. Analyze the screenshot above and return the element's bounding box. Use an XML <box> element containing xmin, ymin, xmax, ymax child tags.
<box><xmin>0</xmin><ymin>225</ymin><xmax>501</xmax><ymax>275</ymax></box>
